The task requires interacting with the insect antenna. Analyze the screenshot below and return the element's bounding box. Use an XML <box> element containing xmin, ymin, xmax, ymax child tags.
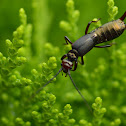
<box><xmin>68</xmin><ymin>70</ymin><xmax>93</xmax><ymax>114</ymax></box>
<box><xmin>31</xmin><ymin>68</ymin><xmax>63</xmax><ymax>98</ymax></box>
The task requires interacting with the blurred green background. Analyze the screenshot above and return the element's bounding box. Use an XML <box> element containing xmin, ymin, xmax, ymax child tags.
<box><xmin>0</xmin><ymin>0</ymin><xmax>126</xmax><ymax>125</ymax></box>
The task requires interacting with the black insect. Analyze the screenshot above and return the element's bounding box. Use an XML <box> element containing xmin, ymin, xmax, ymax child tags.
<box><xmin>35</xmin><ymin>12</ymin><xmax>126</xmax><ymax>113</ymax></box>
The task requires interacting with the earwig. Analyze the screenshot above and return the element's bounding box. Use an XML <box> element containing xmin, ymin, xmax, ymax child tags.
<box><xmin>35</xmin><ymin>12</ymin><xmax>126</xmax><ymax>113</ymax></box>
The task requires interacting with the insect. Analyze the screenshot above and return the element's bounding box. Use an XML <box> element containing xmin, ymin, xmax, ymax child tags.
<box><xmin>35</xmin><ymin>12</ymin><xmax>126</xmax><ymax>113</ymax></box>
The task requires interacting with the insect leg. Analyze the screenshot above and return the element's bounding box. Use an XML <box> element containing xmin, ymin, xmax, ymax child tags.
<box><xmin>61</xmin><ymin>54</ymin><xmax>67</xmax><ymax>60</ymax></box>
<box><xmin>71</xmin><ymin>61</ymin><xmax>78</xmax><ymax>71</ymax></box>
<box><xmin>80</xmin><ymin>56</ymin><xmax>84</xmax><ymax>65</ymax></box>
<box><xmin>94</xmin><ymin>45</ymin><xmax>112</xmax><ymax>48</ymax></box>
<box><xmin>64</xmin><ymin>36</ymin><xmax>73</xmax><ymax>45</ymax></box>
<box><xmin>94</xmin><ymin>42</ymin><xmax>115</xmax><ymax>48</ymax></box>
<box><xmin>85</xmin><ymin>18</ymin><xmax>101</xmax><ymax>35</ymax></box>
<box><xmin>120</xmin><ymin>11</ymin><xmax>126</xmax><ymax>21</ymax></box>
<box><xmin>78</xmin><ymin>56</ymin><xmax>84</xmax><ymax>65</ymax></box>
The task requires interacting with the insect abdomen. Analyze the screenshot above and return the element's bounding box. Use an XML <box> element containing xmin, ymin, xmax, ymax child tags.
<box><xmin>92</xmin><ymin>19</ymin><xmax>126</xmax><ymax>44</ymax></box>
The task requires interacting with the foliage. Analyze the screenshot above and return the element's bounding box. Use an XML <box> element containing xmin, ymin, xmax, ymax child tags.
<box><xmin>0</xmin><ymin>0</ymin><xmax>126</xmax><ymax>125</ymax></box>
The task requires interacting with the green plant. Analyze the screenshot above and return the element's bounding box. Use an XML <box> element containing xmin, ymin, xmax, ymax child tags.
<box><xmin>0</xmin><ymin>0</ymin><xmax>126</xmax><ymax>125</ymax></box>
